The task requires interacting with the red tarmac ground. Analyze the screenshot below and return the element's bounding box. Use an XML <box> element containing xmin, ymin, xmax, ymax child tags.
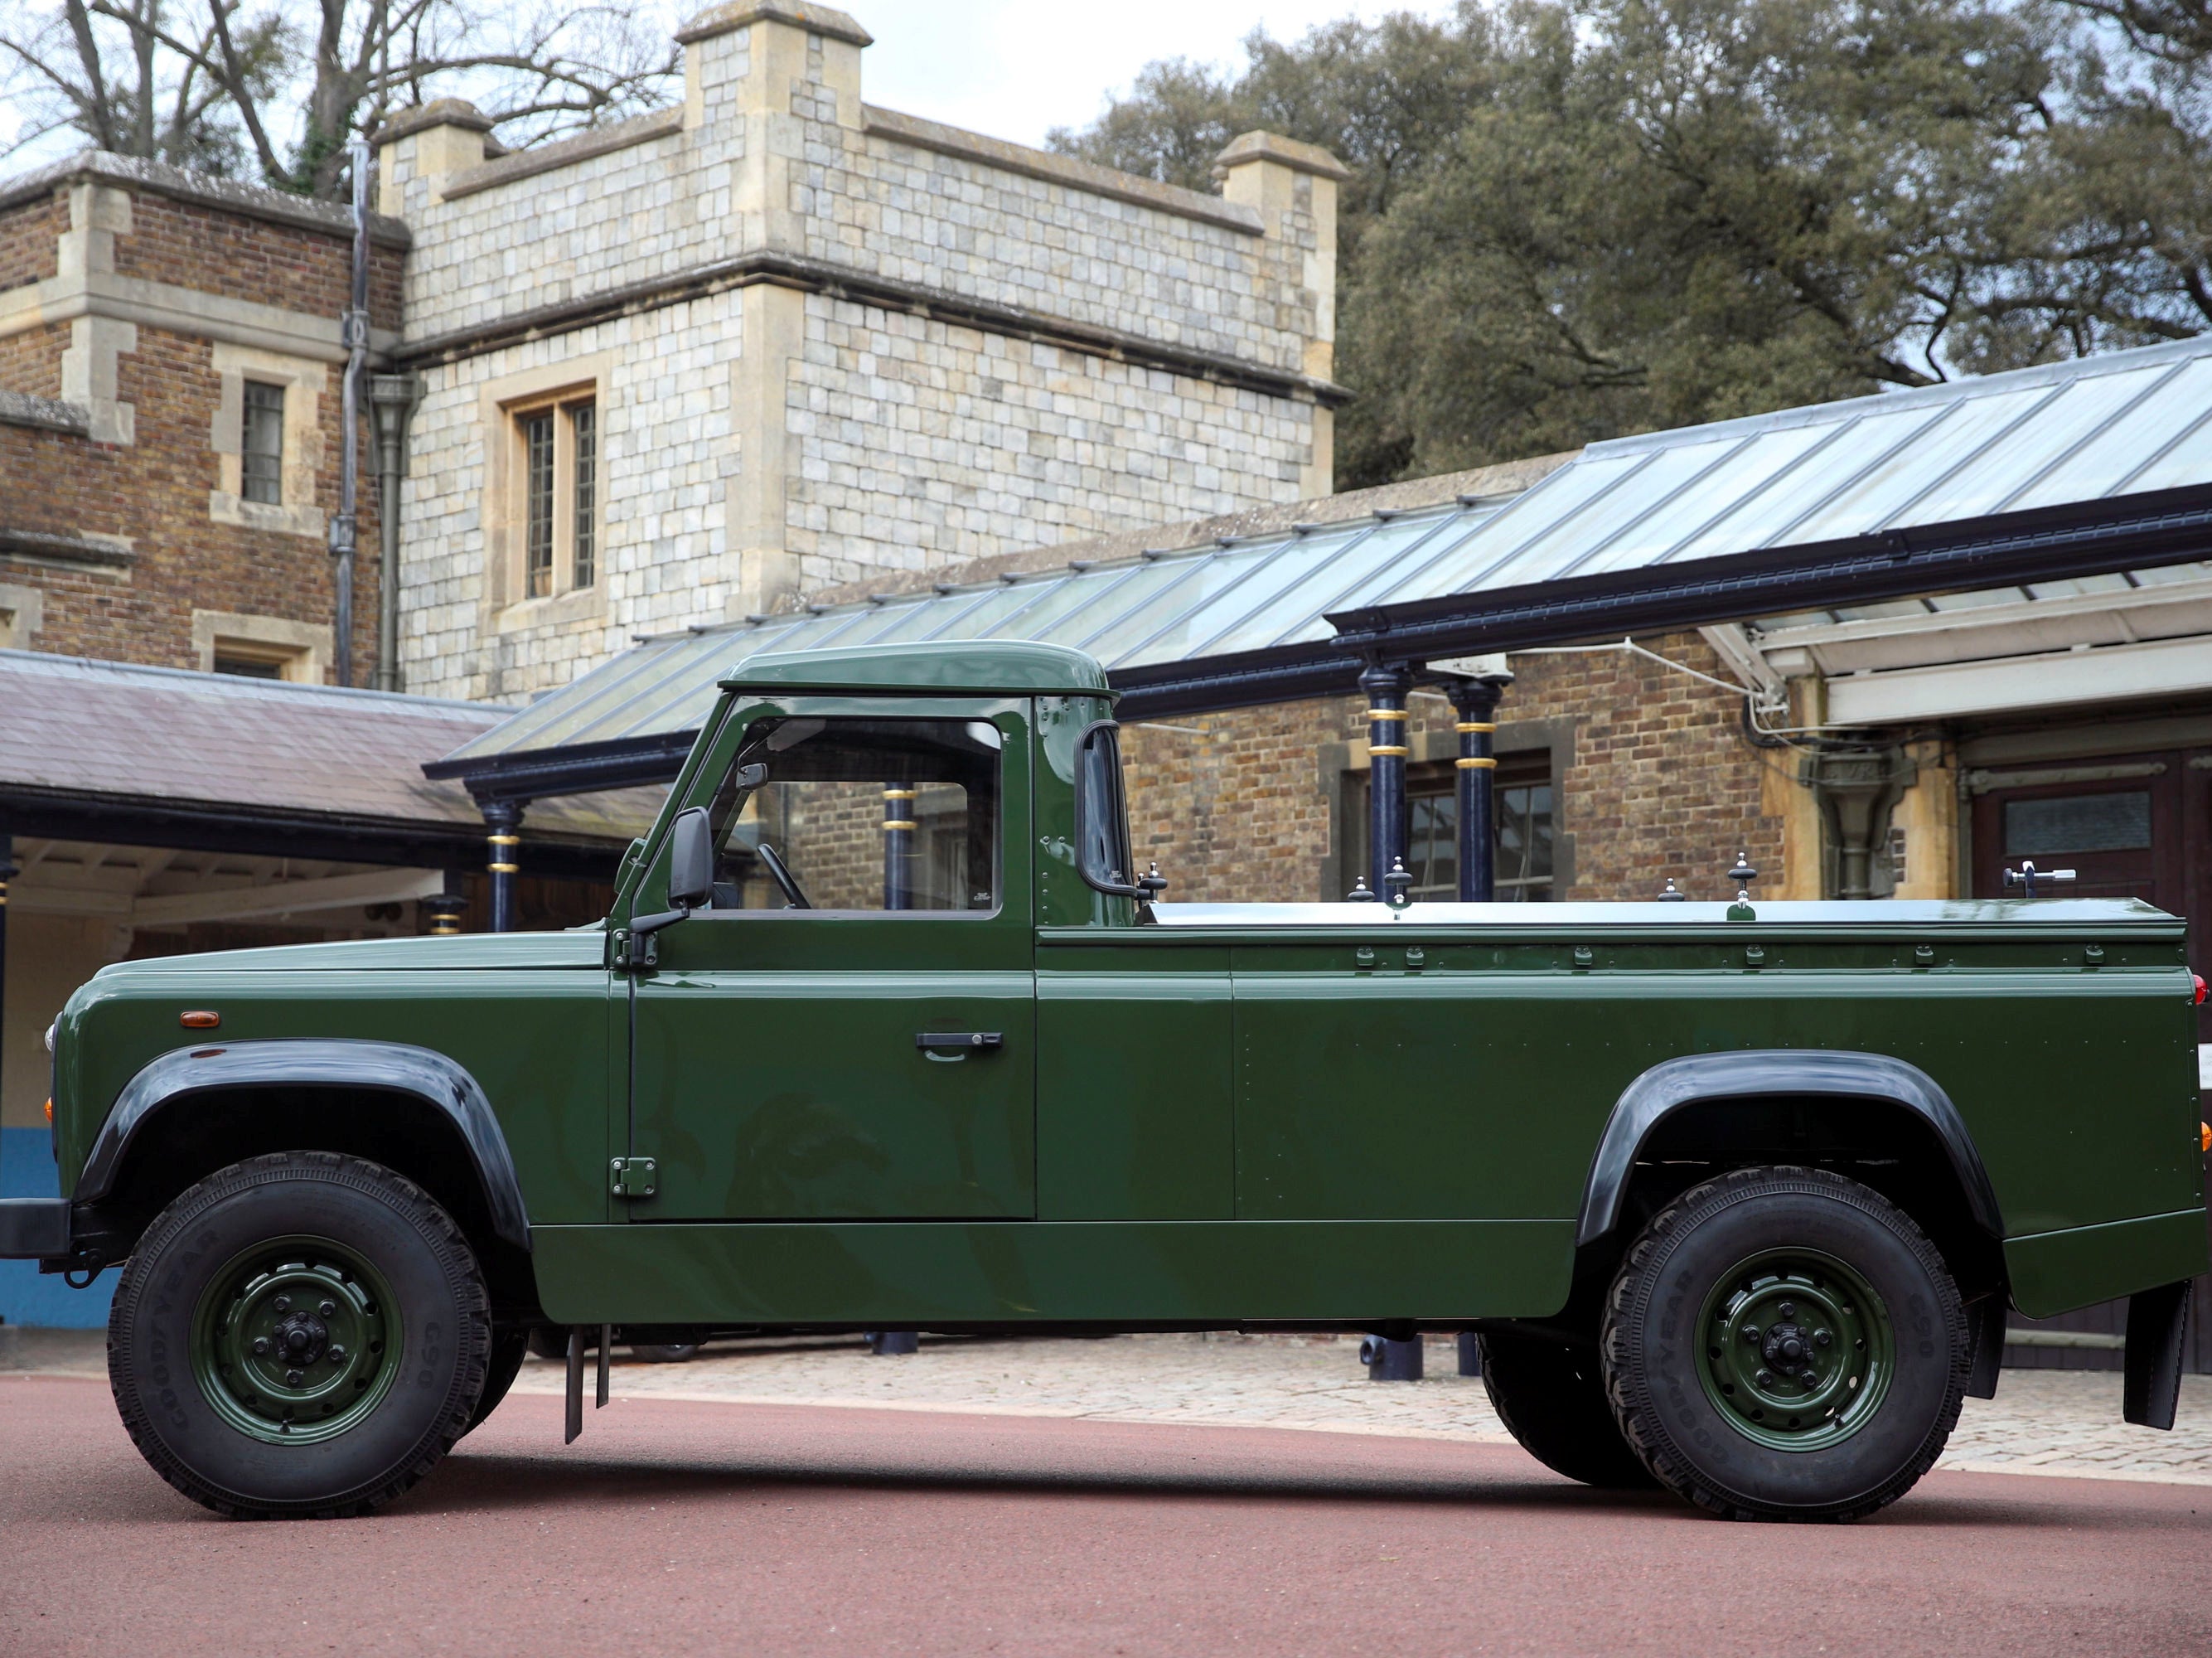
<box><xmin>2</xmin><ymin>1372</ymin><xmax>2207</xmax><ymax>1656</ymax></box>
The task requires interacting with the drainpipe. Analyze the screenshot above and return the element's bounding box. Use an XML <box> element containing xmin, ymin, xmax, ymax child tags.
<box><xmin>1809</xmin><ymin>748</ymin><xmax>1913</xmax><ymax>899</ymax></box>
<box><xmin>1360</xmin><ymin>662</ymin><xmax>1413</xmax><ymax>901</ymax></box>
<box><xmin>1447</xmin><ymin>667</ymin><xmax>1513</xmax><ymax>901</ymax></box>
<box><xmin>369</xmin><ymin>375</ymin><xmax>420</xmax><ymax>694</ymax></box>
<box><xmin>330</xmin><ymin>137</ymin><xmax>371</xmax><ymax>688</ymax></box>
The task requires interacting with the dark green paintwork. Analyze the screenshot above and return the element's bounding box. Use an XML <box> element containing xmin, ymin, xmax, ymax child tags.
<box><xmin>191</xmin><ymin>1234</ymin><xmax>400</xmax><ymax>1446</ymax></box>
<box><xmin>46</xmin><ymin>642</ymin><xmax>2210</xmax><ymax>1336</ymax></box>
<box><xmin>722</xmin><ymin>640</ymin><xmax>1114</xmax><ymax>698</ymax></box>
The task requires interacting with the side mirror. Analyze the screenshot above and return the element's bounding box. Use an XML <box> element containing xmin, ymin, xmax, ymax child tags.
<box><xmin>668</xmin><ymin>806</ymin><xmax>714</xmax><ymax>909</ymax></box>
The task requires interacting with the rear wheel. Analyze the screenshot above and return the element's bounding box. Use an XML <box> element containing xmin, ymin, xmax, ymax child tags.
<box><xmin>109</xmin><ymin>1151</ymin><xmax>491</xmax><ymax>1519</ymax></box>
<box><xmin>1602</xmin><ymin>1166</ymin><xmax>1967</xmax><ymax>1522</ymax></box>
<box><xmin>1477</xmin><ymin>1329</ymin><xmax>1656</xmax><ymax>1489</ymax></box>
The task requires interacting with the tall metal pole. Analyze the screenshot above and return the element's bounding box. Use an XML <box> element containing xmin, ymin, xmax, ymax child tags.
<box><xmin>1448</xmin><ymin>669</ymin><xmax>1513</xmax><ymax>901</ymax></box>
<box><xmin>0</xmin><ymin>831</ymin><xmax>13</xmax><ymax>1142</ymax></box>
<box><xmin>1360</xmin><ymin>662</ymin><xmax>1413</xmax><ymax>896</ymax></box>
<box><xmin>883</xmin><ymin>787</ymin><xmax>916</xmax><ymax>910</ymax></box>
<box><xmin>330</xmin><ymin>137</ymin><xmax>370</xmax><ymax>688</ymax></box>
<box><xmin>482</xmin><ymin>800</ymin><xmax>523</xmax><ymax>933</ymax></box>
<box><xmin>369</xmin><ymin>374</ymin><xmax>420</xmax><ymax>694</ymax></box>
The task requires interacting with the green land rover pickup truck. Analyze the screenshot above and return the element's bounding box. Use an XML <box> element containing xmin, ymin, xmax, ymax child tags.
<box><xmin>3</xmin><ymin>640</ymin><xmax>2205</xmax><ymax>1522</ymax></box>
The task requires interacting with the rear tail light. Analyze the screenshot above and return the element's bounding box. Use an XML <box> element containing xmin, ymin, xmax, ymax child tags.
<box><xmin>2195</xmin><ymin>973</ymin><xmax>2207</xmax><ymax>1006</ymax></box>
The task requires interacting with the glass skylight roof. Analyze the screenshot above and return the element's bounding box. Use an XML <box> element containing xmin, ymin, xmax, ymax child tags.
<box><xmin>440</xmin><ymin>333</ymin><xmax>2212</xmax><ymax>770</ymax></box>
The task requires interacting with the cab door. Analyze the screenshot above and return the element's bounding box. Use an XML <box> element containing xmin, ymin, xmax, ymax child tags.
<box><xmin>625</xmin><ymin>698</ymin><xmax>1035</xmax><ymax>1219</ymax></box>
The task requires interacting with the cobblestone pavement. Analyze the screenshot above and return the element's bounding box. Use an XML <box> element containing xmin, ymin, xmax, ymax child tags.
<box><xmin>511</xmin><ymin>1331</ymin><xmax>2212</xmax><ymax>1486</ymax></box>
<box><xmin>12</xmin><ymin>1325</ymin><xmax>2207</xmax><ymax>1485</ymax></box>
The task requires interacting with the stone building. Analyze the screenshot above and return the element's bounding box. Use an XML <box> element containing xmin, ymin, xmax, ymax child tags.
<box><xmin>0</xmin><ymin>151</ymin><xmax>404</xmax><ymax>683</ymax></box>
<box><xmin>371</xmin><ymin>0</ymin><xmax>1347</xmax><ymax>702</ymax></box>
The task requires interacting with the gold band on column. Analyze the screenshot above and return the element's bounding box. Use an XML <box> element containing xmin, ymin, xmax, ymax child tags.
<box><xmin>880</xmin><ymin>820</ymin><xmax>917</xmax><ymax>831</ymax></box>
<box><xmin>1455</xmin><ymin>756</ymin><xmax>1497</xmax><ymax>769</ymax></box>
<box><xmin>1369</xmin><ymin>744</ymin><xmax>1410</xmax><ymax>758</ymax></box>
<box><xmin>1454</xmin><ymin>721</ymin><xmax>1496</xmax><ymax>734</ymax></box>
<box><xmin>1364</xmin><ymin>708</ymin><xmax>1409</xmax><ymax>721</ymax></box>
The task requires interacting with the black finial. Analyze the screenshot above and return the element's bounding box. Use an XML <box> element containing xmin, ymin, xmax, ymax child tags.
<box><xmin>1137</xmin><ymin>861</ymin><xmax>1169</xmax><ymax>899</ymax></box>
<box><xmin>1383</xmin><ymin>856</ymin><xmax>1415</xmax><ymax>910</ymax></box>
<box><xmin>1658</xmin><ymin>878</ymin><xmax>1685</xmax><ymax>901</ymax></box>
<box><xmin>1347</xmin><ymin>875</ymin><xmax>1379</xmax><ymax>903</ymax></box>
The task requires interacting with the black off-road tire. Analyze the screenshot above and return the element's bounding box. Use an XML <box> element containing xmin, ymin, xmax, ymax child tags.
<box><xmin>1476</xmin><ymin>1329</ymin><xmax>1658</xmax><ymax>1489</ymax></box>
<box><xmin>463</xmin><ymin>1324</ymin><xmax>531</xmax><ymax>1435</ymax></box>
<box><xmin>108</xmin><ymin>1151</ymin><xmax>491</xmax><ymax>1519</ymax></box>
<box><xmin>1601</xmin><ymin>1166</ymin><xmax>1968</xmax><ymax>1523</ymax></box>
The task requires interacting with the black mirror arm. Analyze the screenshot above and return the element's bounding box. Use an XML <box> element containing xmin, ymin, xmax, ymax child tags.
<box><xmin>628</xmin><ymin>903</ymin><xmax>693</xmax><ymax>938</ymax></box>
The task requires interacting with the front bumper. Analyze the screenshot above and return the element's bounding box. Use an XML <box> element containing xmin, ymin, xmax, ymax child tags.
<box><xmin>0</xmin><ymin>1199</ymin><xmax>71</xmax><ymax>1259</ymax></box>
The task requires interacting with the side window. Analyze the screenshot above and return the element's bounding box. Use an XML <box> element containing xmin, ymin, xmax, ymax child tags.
<box><xmin>1075</xmin><ymin>721</ymin><xmax>1136</xmax><ymax>894</ymax></box>
<box><xmin>702</xmin><ymin>717</ymin><xmax>1002</xmax><ymax>914</ymax></box>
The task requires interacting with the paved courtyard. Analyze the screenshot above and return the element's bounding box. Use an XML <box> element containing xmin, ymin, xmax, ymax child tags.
<box><xmin>13</xmin><ymin>1325</ymin><xmax>2200</xmax><ymax>1485</ymax></box>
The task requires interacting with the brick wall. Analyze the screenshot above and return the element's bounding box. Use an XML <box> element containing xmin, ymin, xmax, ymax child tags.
<box><xmin>0</xmin><ymin>191</ymin><xmax>62</xmax><ymax>291</ymax></box>
<box><xmin>0</xmin><ymin>171</ymin><xmax>385</xmax><ymax>681</ymax></box>
<box><xmin>1121</xmin><ymin>631</ymin><xmax>1787</xmax><ymax>904</ymax></box>
<box><xmin>109</xmin><ymin>191</ymin><xmax>402</xmax><ymax>327</ymax></box>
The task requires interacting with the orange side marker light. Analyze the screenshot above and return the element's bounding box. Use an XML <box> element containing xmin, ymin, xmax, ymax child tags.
<box><xmin>2201</xmin><ymin>1122</ymin><xmax>2210</xmax><ymax>1154</ymax></box>
<box><xmin>180</xmin><ymin>1010</ymin><xmax>220</xmax><ymax>1030</ymax></box>
<box><xmin>44</xmin><ymin>1098</ymin><xmax>54</xmax><ymax>1125</ymax></box>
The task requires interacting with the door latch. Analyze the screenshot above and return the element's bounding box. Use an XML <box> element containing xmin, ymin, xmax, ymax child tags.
<box><xmin>609</xmin><ymin>1156</ymin><xmax>658</xmax><ymax>1199</ymax></box>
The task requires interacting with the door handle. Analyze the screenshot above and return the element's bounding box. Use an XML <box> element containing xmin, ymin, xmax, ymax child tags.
<box><xmin>916</xmin><ymin>1031</ymin><xmax>1003</xmax><ymax>1054</ymax></box>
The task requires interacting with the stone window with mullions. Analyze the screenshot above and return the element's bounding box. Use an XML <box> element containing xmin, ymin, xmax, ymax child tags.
<box><xmin>240</xmin><ymin>381</ymin><xmax>286</xmax><ymax>505</ymax></box>
<box><xmin>514</xmin><ymin>395</ymin><xmax>600</xmax><ymax>600</ymax></box>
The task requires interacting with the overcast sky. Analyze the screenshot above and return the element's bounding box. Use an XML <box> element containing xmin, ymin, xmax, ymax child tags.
<box><xmin>856</xmin><ymin>1</ymin><xmax>1451</xmax><ymax>148</ymax></box>
<box><xmin>0</xmin><ymin>2</ymin><xmax>1450</xmax><ymax>164</ymax></box>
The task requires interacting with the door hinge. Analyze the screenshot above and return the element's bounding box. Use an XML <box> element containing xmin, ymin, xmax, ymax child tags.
<box><xmin>609</xmin><ymin>929</ymin><xmax>658</xmax><ymax>973</ymax></box>
<box><xmin>609</xmin><ymin>1156</ymin><xmax>658</xmax><ymax>1199</ymax></box>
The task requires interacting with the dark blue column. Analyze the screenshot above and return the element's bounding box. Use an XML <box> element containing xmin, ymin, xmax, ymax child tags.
<box><xmin>1360</xmin><ymin>662</ymin><xmax>1413</xmax><ymax>896</ymax></box>
<box><xmin>482</xmin><ymin>798</ymin><xmax>523</xmax><ymax>933</ymax></box>
<box><xmin>882</xmin><ymin>786</ymin><xmax>916</xmax><ymax>910</ymax></box>
<box><xmin>0</xmin><ymin>832</ymin><xmax>13</xmax><ymax>1123</ymax></box>
<box><xmin>1447</xmin><ymin>671</ymin><xmax>1512</xmax><ymax>901</ymax></box>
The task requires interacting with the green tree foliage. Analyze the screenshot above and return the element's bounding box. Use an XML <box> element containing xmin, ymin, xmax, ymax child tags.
<box><xmin>1053</xmin><ymin>0</ymin><xmax>2212</xmax><ymax>484</ymax></box>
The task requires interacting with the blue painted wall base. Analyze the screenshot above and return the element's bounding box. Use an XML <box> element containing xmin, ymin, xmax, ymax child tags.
<box><xmin>1</xmin><ymin>1127</ymin><xmax>115</xmax><ymax>1328</ymax></box>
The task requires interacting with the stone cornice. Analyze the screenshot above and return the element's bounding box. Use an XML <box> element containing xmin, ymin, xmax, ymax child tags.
<box><xmin>0</xmin><ymin>528</ymin><xmax>137</xmax><ymax>569</ymax></box>
<box><xmin>370</xmin><ymin>99</ymin><xmax>498</xmax><ymax>145</ymax></box>
<box><xmin>437</xmin><ymin>107</ymin><xmax>685</xmax><ymax>201</ymax></box>
<box><xmin>862</xmin><ymin>107</ymin><xmax>1262</xmax><ymax>236</ymax></box>
<box><xmin>0</xmin><ymin>150</ymin><xmax>410</xmax><ymax>248</ymax></box>
<box><xmin>1214</xmin><ymin>130</ymin><xmax>1352</xmax><ymax>182</ymax></box>
<box><xmin>675</xmin><ymin>0</ymin><xmax>873</xmax><ymax>46</ymax></box>
<box><xmin>0</xmin><ymin>269</ymin><xmax>402</xmax><ymax>366</ymax></box>
<box><xmin>392</xmin><ymin>247</ymin><xmax>1351</xmax><ymax>405</ymax></box>
<box><xmin>0</xmin><ymin>390</ymin><xmax>90</xmax><ymax>437</ymax></box>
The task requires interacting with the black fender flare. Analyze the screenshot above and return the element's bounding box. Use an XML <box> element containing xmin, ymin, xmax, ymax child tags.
<box><xmin>77</xmin><ymin>1040</ymin><xmax>530</xmax><ymax>1251</ymax></box>
<box><xmin>1575</xmin><ymin>1050</ymin><xmax>2003</xmax><ymax>1248</ymax></box>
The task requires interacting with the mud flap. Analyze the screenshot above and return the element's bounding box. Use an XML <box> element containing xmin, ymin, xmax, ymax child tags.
<box><xmin>1965</xmin><ymin>1297</ymin><xmax>2005</xmax><ymax>1400</ymax></box>
<box><xmin>2122</xmin><ymin>1280</ymin><xmax>2192</xmax><ymax>1430</ymax></box>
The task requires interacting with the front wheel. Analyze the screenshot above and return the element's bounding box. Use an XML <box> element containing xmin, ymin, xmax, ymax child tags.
<box><xmin>1601</xmin><ymin>1166</ymin><xmax>1968</xmax><ymax>1522</ymax></box>
<box><xmin>109</xmin><ymin>1151</ymin><xmax>491</xmax><ymax>1519</ymax></box>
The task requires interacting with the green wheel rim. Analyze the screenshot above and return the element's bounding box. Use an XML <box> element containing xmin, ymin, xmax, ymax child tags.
<box><xmin>1696</xmin><ymin>1247</ymin><xmax>1893</xmax><ymax>1453</ymax></box>
<box><xmin>190</xmin><ymin>1234</ymin><xmax>401</xmax><ymax>1446</ymax></box>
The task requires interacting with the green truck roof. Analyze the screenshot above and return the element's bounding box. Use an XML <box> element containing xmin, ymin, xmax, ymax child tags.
<box><xmin>721</xmin><ymin>640</ymin><xmax>1115</xmax><ymax>699</ymax></box>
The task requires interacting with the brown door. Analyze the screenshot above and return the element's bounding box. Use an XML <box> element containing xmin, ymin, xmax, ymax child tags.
<box><xmin>1972</xmin><ymin>749</ymin><xmax>2212</xmax><ymax>1371</ymax></box>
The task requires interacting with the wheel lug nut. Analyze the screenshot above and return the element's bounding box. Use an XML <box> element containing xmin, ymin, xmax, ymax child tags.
<box><xmin>1815</xmin><ymin>1329</ymin><xmax>1832</xmax><ymax>1346</ymax></box>
<box><xmin>1743</xmin><ymin>1326</ymin><xmax>1761</xmax><ymax>1342</ymax></box>
<box><xmin>328</xmin><ymin>1345</ymin><xmax>346</xmax><ymax>1362</ymax></box>
<box><xmin>273</xmin><ymin>1295</ymin><xmax>291</xmax><ymax>1313</ymax></box>
<box><xmin>1755</xmin><ymin>1370</ymin><xmax>1774</xmax><ymax>1387</ymax></box>
<box><xmin>319</xmin><ymin>1300</ymin><xmax>336</xmax><ymax>1318</ymax></box>
<box><xmin>1778</xmin><ymin>1301</ymin><xmax>1795</xmax><ymax>1318</ymax></box>
<box><xmin>285</xmin><ymin>1369</ymin><xmax>303</xmax><ymax>1386</ymax></box>
<box><xmin>251</xmin><ymin>1337</ymin><xmax>271</xmax><ymax>1356</ymax></box>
